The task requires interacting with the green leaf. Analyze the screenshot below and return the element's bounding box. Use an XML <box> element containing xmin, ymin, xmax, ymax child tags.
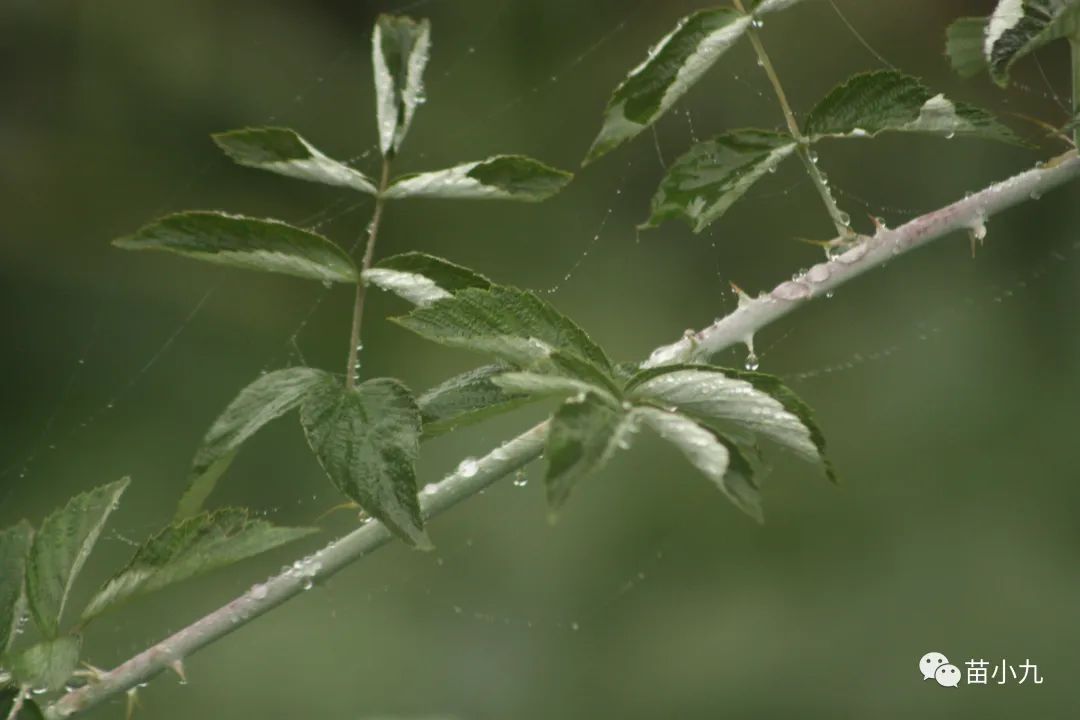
<box><xmin>11</xmin><ymin>636</ymin><xmax>81</xmax><ymax>692</ymax></box>
<box><xmin>641</xmin><ymin>130</ymin><xmax>797</xmax><ymax>233</ymax></box>
<box><xmin>0</xmin><ymin>522</ymin><xmax>33</xmax><ymax>656</ymax></box>
<box><xmin>492</xmin><ymin>372</ymin><xmax>615</xmax><ymax>403</ymax></box>
<box><xmin>544</xmin><ymin>392</ymin><xmax>633</xmax><ymax>509</ymax></box>
<box><xmin>212</xmin><ymin>127</ymin><xmax>377</xmax><ymax>193</ymax></box>
<box><xmin>114</xmin><ymin>212</ymin><xmax>359</xmax><ymax>284</ymax></box>
<box><xmin>364</xmin><ymin>252</ymin><xmax>492</xmax><ymax>307</ymax></box>
<box><xmin>417</xmin><ymin>365</ymin><xmax>533</xmax><ymax>437</ymax></box>
<box><xmin>383</xmin><ymin>155</ymin><xmax>573</xmax><ymax>202</ymax></box>
<box><xmin>81</xmin><ymin>509</ymin><xmax>316</xmax><ymax>620</ymax></box>
<box><xmin>985</xmin><ymin>0</ymin><xmax>1080</xmax><ymax>87</ymax></box>
<box><xmin>373</xmin><ymin>14</ymin><xmax>431</xmax><ymax>156</ymax></box>
<box><xmin>803</xmin><ymin>71</ymin><xmax>1020</xmax><ymax>143</ymax></box>
<box><xmin>27</xmin><ymin>480</ymin><xmax>129</xmax><ymax>638</ymax></box>
<box><xmin>0</xmin><ymin>688</ymin><xmax>45</xmax><ymax>720</ymax></box>
<box><xmin>393</xmin><ymin>286</ymin><xmax>613</xmax><ymax>372</ymax></box>
<box><xmin>627</xmin><ymin>366</ymin><xmax>833</xmax><ymax>479</ymax></box>
<box><xmin>636</xmin><ymin>407</ymin><xmax>762</xmax><ymax>521</ymax></box>
<box><xmin>584</xmin><ymin>8</ymin><xmax>751</xmax><ymax>164</ymax></box>
<box><xmin>301</xmin><ymin>377</ymin><xmax>429</xmax><ymax>548</ymax></box>
<box><xmin>945</xmin><ymin>17</ymin><xmax>991</xmax><ymax>78</ymax></box>
<box><xmin>178</xmin><ymin>368</ymin><xmax>331</xmax><ymax>519</ymax></box>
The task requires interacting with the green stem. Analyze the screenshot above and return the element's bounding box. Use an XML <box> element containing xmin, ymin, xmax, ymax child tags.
<box><xmin>345</xmin><ymin>158</ymin><xmax>392</xmax><ymax>390</ymax></box>
<box><xmin>734</xmin><ymin>0</ymin><xmax>852</xmax><ymax>238</ymax></box>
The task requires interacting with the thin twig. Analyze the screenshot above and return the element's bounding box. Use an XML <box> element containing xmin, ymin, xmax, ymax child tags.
<box><xmin>44</xmin><ymin>151</ymin><xmax>1080</xmax><ymax>719</ymax></box>
<box><xmin>734</xmin><ymin>0</ymin><xmax>854</xmax><ymax>238</ymax></box>
<box><xmin>345</xmin><ymin>158</ymin><xmax>392</xmax><ymax>390</ymax></box>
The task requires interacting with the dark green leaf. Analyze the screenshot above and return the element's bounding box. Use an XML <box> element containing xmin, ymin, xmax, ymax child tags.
<box><xmin>584</xmin><ymin>8</ymin><xmax>751</xmax><ymax>164</ymax></box>
<box><xmin>81</xmin><ymin>509</ymin><xmax>316</xmax><ymax>620</ymax></box>
<box><xmin>418</xmin><ymin>365</ymin><xmax>533</xmax><ymax>437</ymax></box>
<box><xmin>373</xmin><ymin>14</ymin><xmax>431</xmax><ymax>156</ymax></box>
<box><xmin>364</xmin><ymin>252</ymin><xmax>492</xmax><ymax>307</ymax></box>
<box><xmin>945</xmin><ymin>17</ymin><xmax>990</xmax><ymax>78</ymax></box>
<box><xmin>27</xmin><ymin>480</ymin><xmax>129</xmax><ymax>637</ymax></box>
<box><xmin>985</xmin><ymin>0</ymin><xmax>1080</xmax><ymax>87</ymax></box>
<box><xmin>11</xmin><ymin>636</ymin><xmax>81</xmax><ymax>692</ymax></box>
<box><xmin>114</xmin><ymin>212</ymin><xmax>358</xmax><ymax>284</ymax></box>
<box><xmin>383</xmin><ymin>155</ymin><xmax>572</xmax><ymax>201</ymax></box>
<box><xmin>641</xmin><ymin>130</ymin><xmax>797</xmax><ymax>233</ymax></box>
<box><xmin>0</xmin><ymin>522</ymin><xmax>32</xmax><ymax>656</ymax></box>
<box><xmin>627</xmin><ymin>365</ymin><xmax>834</xmax><ymax>480</ymax></box>
<box><xmin>635</xmin><ymin>407</ymin><xmax>762</xmax><ymax>521</ymax></box>
<box><xmin>393</xmin><ymin>286</ymin><xmax>613</xmax><ymax>372</ymax></box>
<box><xmin>178</xmin><ymin>368</ymin><xmax>331</xmax><ymax>519</ymax></box>
<box><xmin>544</xmin><ymin>392</ymin><xmax>632</xmax><ymax>509</ymax></box>
<box><xmin>301</xmin><ymin>377</ymin><xmax>428</xmax><ymax>548</ymax></box>
<box><xmin>212</xmin><ymin>127</ymin><xmax>377</xmax><ymax>193</ymax></box>
<box><xmin>803</xmin><ymin>71</ymin><xmax>1021</xmax><ymax>144</ymax></box>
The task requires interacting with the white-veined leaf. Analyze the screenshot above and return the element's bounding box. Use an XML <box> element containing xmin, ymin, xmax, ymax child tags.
<box><xmin>373</xmin><ymin>14</ymin><xmax>431</xmax><ymax>156</ymax></box>
<box><xmin>635</xmin><ymin>407</ymin><xmax>763</xmax><ymax>521</ymax></box>
<box><xmin>26</xmin><ymin>480</ymin><xmax>129</xmax><ymax>637</ymax></box>
<box><xmin>985</xmin><ymin>0</ymin><xmax>1080</xmax><ymax>87</ymax></box>
<box><xmin>803</xmin><ymin>71</ymin><xmax>1020</xmax><ymax>144</ymax></box>
<box><xmin>81</xmin><ymin>509</ymin><xmax>316</xmax><ymax>620</ymax></box>
<box><xmin>301</xmin><ymin>377</ymin><xmax>428</xmax><ymax>549</ymax></box>
<box><xmin>627</xmin><ymin>366</ymin><xmax>834</xmax><ymax>479</ymax></box>
<box><xmin>584</xmin><ymin>8</ymin><xmax>751</xmax><ymax>164</ymax></box>
<box><xmin>114</xmin><ymin>212</ymin><xmax>359</xmax><ymax>284</ymax></box>
<box><xmin>212</xmin><ymin>127</ymin><xmax>377</xmax><ymax>193</ymax></box>
<box><xmin>382</xmin><ymin>156</ymin><xmax>572</xmax><ymax>201</ymax></box>
<box><xmin>178</xmin><ymin>367</ymin><xmax>331</xmax><ymax>519</ymax></box>
<box><xmin>364</xmin><ymin>252</ymin><xmax>492</xmax><ymax>307</ymax></box>
<box><xmin>642</xmin><ymin>129</ymin><xmax>797</xmax><ymax>233</ymax></box>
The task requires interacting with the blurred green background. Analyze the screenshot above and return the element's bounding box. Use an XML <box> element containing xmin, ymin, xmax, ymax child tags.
<box><xmin>3</xmin><ymin>0</ymin><xmax>1079</xmax><ymax>717</ymax></box>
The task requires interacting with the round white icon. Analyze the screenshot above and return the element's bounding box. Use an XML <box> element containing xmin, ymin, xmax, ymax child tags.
<box><xmin>919</xmin><ymin>651</ymin><xmax>949</xmax><ymax>681</ymax></box>
<box><xmin>935</xmin><ymin>663</ymin><xmax>961</xmax><ymax>688</ymax></box>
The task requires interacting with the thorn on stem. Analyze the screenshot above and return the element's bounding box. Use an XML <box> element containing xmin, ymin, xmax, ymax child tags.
<box><xmin>169</xmin><ymin>659</ymin><xmax>187</xmax><ymax>685</ymax></box>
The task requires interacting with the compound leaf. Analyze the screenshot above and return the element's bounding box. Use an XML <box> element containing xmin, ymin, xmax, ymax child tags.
<box><xmin>178</xmin><ymin>367</ymin><xmax>331</xmax><ymax>519</ymax></box>
<box><xmin>81</xmin><ymin>509</ymin><xmax>316</xmax><ymax>620</ymax></box>
<box><xmin>383</xmin><ymin>156</ymin><xmax>572</xmax><ymax>202</ymax></box>
<box><xmin>584</xmin><ymin>8</ymin><xmax>751</xmax><ymax>164</ymax></box>
<box><xmin>301</xmin><ymin>377</ymin><xmax>428</xmax><ymax>549</ymax></box>
<box><xmin>642</xmin><ymin>129</ymin><xmax>797</xmax><ymax>233</ymax></box>
<box><xmin>212</xmin><ymin>127</ymin><xmax>377</xmax><ymax>193</ymax></box>
<box><xmin>803</xmin><ymin>71</ymin><xmax>1020</xmax><ymax>143</ymax></box>
<box><xmin>373</xmin><ymin>14</ymin><xmax>431</xmax><ymax>156</ymax></box>
<box><xmin>114</xmin><ymin>212</ymin><xmax>359</xmax><ymax>284</ymax></box>
<box><xmin>26</xmin><ymin>480</ymin><xmax>129</xmax><ymax>637</ymax></box>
